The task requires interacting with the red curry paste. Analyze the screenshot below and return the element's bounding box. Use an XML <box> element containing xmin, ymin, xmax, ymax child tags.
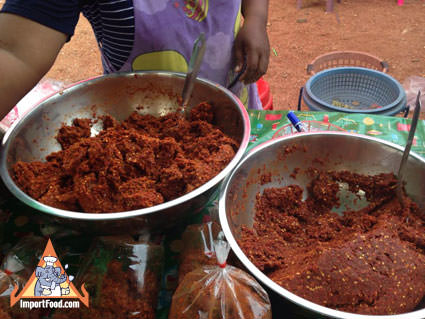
<box><xmin>52</xmin><ymin>260</ymin><xmax>159</xmax><ymax>319</ymax></box>
<box><xmin>178</xmin><ymin>222</ymin><xmax>221</xmax><ymax>283</ymax></box>
<box><xmin>239</xmin><ymin>170</ymin><xmax>425</xmax><ymax>315</ymax></box>
<box><xmin>13</xmin><ymin>103</ymin><xmax>239</xmax><ymax>213</ymax></box>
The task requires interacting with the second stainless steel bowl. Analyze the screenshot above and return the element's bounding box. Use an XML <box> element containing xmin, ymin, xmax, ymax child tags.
<box><xmin>219</xmin><ymin>132</ymin><xmax>425</xmax><ymax>319</ymax></box>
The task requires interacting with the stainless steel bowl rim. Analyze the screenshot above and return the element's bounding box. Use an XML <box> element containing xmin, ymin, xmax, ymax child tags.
<box><xmin>219</xmin><ymin>131</ymin><xmax>425</xmax><ymax>319</ymax></box>
<box><xmin>1</xmin><ymin>71</ymin><xmax>251</xmax><ymax>221</ymax></box>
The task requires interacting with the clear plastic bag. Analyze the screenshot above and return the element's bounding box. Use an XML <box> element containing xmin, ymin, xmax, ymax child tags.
<box><xmin>1</xmin><ymin>236</ymin><xmax>46</xmax><ymax>279</ymax></box>
<box><xmin>178</xmin><ymin>221</ymin><xmax>221</xmax><ymax>283</ymax></box>
<box><xmin>169</xmin><ymin>239</ymin><xmax>272</xmax><ymax>319</ymax></box>
<box><xmin>51</xmin><ymin>235</ymin><xmax>163</xmax><ymax>319</ymax></box>
<box><xmin>0</xmin><ymin>270</ymin><xmax>46</xmax><ymax>319</ymax></box>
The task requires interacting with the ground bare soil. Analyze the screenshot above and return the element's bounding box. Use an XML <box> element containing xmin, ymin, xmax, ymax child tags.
<box><xmin>45</xmin><ymin>0</ymin><xmax>425</xmax><ymax>111</ymax></box>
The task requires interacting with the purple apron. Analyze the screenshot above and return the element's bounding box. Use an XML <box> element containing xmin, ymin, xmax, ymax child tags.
<box><xmin>101</xmin><ymin>0</ymin><xmax>262</xmax><ymax>109</ymax></box>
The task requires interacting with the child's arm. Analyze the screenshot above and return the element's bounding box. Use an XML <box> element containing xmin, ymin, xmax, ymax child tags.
<box><xmin>233</xmin><ymin>0</ymin><xmax>270</xmax><ymax>84</ymax></box>
<box><xmin>0</xmin><ymin>13</ymin><xmax>66</xmax><ymax>119</ymax></box>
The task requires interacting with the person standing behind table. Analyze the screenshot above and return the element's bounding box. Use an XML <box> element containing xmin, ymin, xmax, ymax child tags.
<box><xmin>0</xmin><ymin>0</ymin><xmax>270</xmax><ymax>120</ymax></box>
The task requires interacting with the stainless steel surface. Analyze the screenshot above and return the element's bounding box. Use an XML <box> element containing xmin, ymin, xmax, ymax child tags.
<box><xmin>0</xmin><ymin>71</ymin><xmax>250</xmax><ymax>234</ymax></box>
<box><xmin>219</xmin><ymin>132</ymin><xmax>425</xmax><ymax>319</ymax></box>
<box><xmin>396</xmin><ymin>91</ymin><xmax>421</xmax><ymax>205</ymax></box>
<box><xmin>181</xmin><ymin>33</ymin><xmax>207</xmax><ymax>112</ymax></box>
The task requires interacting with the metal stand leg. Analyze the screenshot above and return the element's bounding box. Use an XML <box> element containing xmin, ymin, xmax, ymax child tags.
<box><xmin>403</xmin><ymin>105</ymin><xmax>410</xmax><ymax>118</ymax></box>
<box><xmin>297</xmin><ymin>0</ymin><xmax>302</xmax><ymax>9</ymax></box>
<box><xmin>297</xmin><ymin>87</ymin><xmax>304</xmax><ymax>111</ymax></box>
<box><xmin>326</xmin><ymin>0</ymin><xmax>334</xmax><ymax>12</ymax></box>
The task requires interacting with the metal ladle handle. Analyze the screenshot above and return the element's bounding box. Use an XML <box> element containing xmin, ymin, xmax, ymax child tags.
<box><xmin>396</xmin><ymin>90</ymin><xmax>421</xmax><ymax>206</ymax></box>
<box><xmin>181</xmin><ymin>33</ymin><xmax>207</xmax><ymax>111</ymax></box>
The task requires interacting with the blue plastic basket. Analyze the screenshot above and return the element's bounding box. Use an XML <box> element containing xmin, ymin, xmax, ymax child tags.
<box><xmin>303</xmin><ymin>67</ymin><xmax>407</xmax><ymax>115</ymax></box>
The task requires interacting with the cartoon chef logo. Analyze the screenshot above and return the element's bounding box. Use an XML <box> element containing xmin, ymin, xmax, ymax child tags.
<box><xmin>10</xmin><ymin>239</ymin><xmax>89</xmax><ymax>307</ymax></box>
<box><xmin>35</xmin><ymin>256</ymin><xmax>68</xmax><ymax>297</ymax></box>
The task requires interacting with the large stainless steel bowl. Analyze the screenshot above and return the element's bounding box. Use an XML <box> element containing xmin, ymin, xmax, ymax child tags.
<box><xmin>0</xmin><ymin>72</ymin><xmax>250</xmax><ymax>234</ymax></box>
<box><xmin>219</xmin><ymin>132</ymin><xmax>425</xmax><ymax>319</ymax></box>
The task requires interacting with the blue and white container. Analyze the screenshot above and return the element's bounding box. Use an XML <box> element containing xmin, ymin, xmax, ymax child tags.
<box><xmin>302</xmin><ymin>67</ymin><xmax>407</xmax><ymax>116</ymax></box>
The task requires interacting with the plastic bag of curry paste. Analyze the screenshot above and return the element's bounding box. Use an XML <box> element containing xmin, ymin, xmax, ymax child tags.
<box><xmin>169</xmin><ymin>239</ymin><xmax>272</xmax><ymax>319</ymax></box>
<box><xmin>1</xmin><ymin>236</ymin><xmax>46</xmax><ymax>280</ymax></box>
<box><xmin>52</xmin><ymin>235</ymin><xmax>163</xmax><ymax>319</ymax></box>
<box><xmin>0</xmin><ymin>270</ymin><xmax>47</xmax><ymax>319</ymax></box>
<box><xmin>178</xmin><ymin>221</ymin><xmax>221</xmax><ymax>283</ymax></box>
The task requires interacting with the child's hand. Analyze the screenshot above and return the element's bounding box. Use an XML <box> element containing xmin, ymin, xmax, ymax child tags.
<box><xmin>233</xmin><ymin>16</ymin><xmax>270</xmax><ymax>85</ymax></box>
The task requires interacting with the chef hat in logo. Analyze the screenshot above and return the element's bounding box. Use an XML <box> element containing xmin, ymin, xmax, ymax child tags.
<box><xmin>43</xmin><ymin>256</ymin><xmax>57</xmax><ymax>264</ymax></box>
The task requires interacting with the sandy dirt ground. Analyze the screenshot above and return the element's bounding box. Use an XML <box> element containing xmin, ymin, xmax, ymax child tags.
<box><xmin>35</xmin><ymin>0</ymin><xmax>425</xmax><ymax>112</ymax></box>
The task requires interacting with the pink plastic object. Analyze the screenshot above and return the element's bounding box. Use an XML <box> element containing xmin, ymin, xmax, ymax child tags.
<box><xmin>397</xmin><ymin>0</ymin><xmax>404</xmax><ymax>6</ymax></box>
<box><xmin>307</xmin><ymin>51</ymin><xmax>389</xmax><ymax>75</ymax></box>
<box><xmin>0</xmin><ymin>79</ymin><xmax>65</xmax><ymax>132</ymax></box>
